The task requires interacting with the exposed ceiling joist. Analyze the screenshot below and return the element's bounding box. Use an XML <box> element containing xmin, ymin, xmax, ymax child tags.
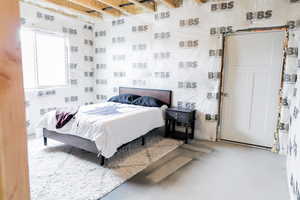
<box><xmin>195</xmin><ymin>0</ymin><xmax>207</xmax><ymax>3</ymax></box>
<box><xmin>42</xmin><ymin>0</ymin><xmax>102</xmax><ymax>18</ymax></box>
<box><xmin>95</xmin><ymin>0</ymin><xmax>142</xmax><ymax>15</ymax></box>
<box><xmin>31</xmin><ymin>0</ymin><xmax>186</xmax><ymax>20</ymax></box>
<box><xmin>126</xmin><ymin>0</ymin><xmax>156</xmax><ymax>12</ymax></box>
<box><xmin>158</xmin><ymin>0</ymin><xmax>179</xmax><ymax>8</ymax></box>
<box><xmin>68</xmin><ymin>0</ymin><xmax>122</xmax><ymax>17</ymax></box>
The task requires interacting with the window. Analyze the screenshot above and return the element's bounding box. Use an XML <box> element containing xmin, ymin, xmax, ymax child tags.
<box><xmin>20</xmin><ymin>28</ymin><xmax>69</xmax><ymax>89</ymax></box>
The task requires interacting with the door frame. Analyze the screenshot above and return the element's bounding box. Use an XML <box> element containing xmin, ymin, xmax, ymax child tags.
<box><xmin>0</xmin><ymin>0</ymin><xmax>30</xmax><ymax>199</ymax></box>
<box><xmin>216</xmin><ymin>25</ymin><xmax>289</xmax><ymax>150</ymax></box>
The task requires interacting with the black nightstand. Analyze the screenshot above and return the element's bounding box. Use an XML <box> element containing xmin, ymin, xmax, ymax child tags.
<box><xmin>165</xmin><ymin>107</ymin><xmax>196</xmax><ymax>144</ymax></box>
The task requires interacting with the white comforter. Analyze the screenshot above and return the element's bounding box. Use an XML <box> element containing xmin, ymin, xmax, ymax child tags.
<box><xmin>37</xmin><ymin>102</ymin><xmax>165</xmax><ymax>158</ymax></box>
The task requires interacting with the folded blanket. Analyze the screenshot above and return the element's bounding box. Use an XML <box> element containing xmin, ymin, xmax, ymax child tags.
<box><xmin>55</xmin><ymin>109</ymin><xmax>78</xmax><ymax>129</ymax></box>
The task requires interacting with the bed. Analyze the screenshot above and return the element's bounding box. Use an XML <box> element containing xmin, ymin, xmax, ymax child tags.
<box><xmin>39</xmin><ymin>87</ymin><xmax>172</xmax><ymax>166</ymax></box>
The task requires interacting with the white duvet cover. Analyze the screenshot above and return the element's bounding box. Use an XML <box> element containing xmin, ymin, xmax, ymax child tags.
<box><xmin>37</xmin><ymin>102</ymin><xmax>165</xmax><ymax>158</ymax></box>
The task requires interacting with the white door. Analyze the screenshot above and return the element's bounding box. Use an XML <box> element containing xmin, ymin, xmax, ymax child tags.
<box><xmin>220</xmin><ymin>31</ymin><xmax>284</xmax><ymax>147</ymax></box>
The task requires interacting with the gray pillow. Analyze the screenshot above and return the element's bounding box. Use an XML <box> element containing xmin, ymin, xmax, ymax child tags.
<box><xmin>107</xmin><ymin>94</ymin><xmax>141</xmax><ymax>104</ymax></box>
<box><xmin>132</xmin><ymin>96</ymin><xmax>164</xmax><ymax>107</ymax></box>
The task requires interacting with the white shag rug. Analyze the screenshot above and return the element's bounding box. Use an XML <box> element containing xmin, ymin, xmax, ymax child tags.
<box><xmin>28</xmin><ymin>133</ymin><xmax>182</xmax><ymax>200</ymax></box>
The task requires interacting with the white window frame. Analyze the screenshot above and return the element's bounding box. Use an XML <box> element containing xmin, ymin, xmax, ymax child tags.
<box><xmin>21</xmin><ymin>27</ymin><xmax>70</xmax><ymax>90</ymax></box>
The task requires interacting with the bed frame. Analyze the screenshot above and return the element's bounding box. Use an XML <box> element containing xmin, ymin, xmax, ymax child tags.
<box><xmin>43</xmin><ymin>87</ymin><xmax>172</xmax><ymax>166</ymax></box>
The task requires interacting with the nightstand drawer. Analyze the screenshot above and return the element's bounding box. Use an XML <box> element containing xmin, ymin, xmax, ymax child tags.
<box><xmin>166</xmin><ymin>111</ymin><xmax>193</xmax><ymax>123</ymax></box>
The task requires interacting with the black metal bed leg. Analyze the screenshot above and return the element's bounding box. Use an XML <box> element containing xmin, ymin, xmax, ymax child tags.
<box><xmin>43</xmin><ymin>137</ymin><xmax>47</xmax><ymax>146</ymax></box>
<box><xmin>141</xmin><ymin>136</ymin><xmax>145</xmax><ymax>146</ymax></box>
<box><xmin>185</xmin><ymin>126</ymin><xmax>189</xmax><ymax>144</ymax></box>
<box><xmin>99</xmin><ymin>155</ymin><xmax>105</xmax><ymax>166</ymax></box>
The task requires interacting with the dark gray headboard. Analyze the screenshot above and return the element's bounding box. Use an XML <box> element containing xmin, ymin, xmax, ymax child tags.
<box><xmin>119</xmin><ymin>87</ymin><xmax>172</xmax><ymax>107</ymax></box>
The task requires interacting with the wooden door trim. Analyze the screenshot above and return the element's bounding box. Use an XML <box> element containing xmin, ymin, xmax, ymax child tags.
<box><xmin>0</xmin><ymin>0</ymin><xmax>30</xmax><ymax>199</ymax></box>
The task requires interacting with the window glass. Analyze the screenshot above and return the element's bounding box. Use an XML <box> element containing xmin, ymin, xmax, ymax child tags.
<box><xmin>20</xmin><ymin>29</ymin><xmax>36</xmax><ymax>89</ymax></box>
<box><xmin>20</xmin><ymin>28</ymin><xmax>68</xmax><ymax>89</ymax></box>
<box><xmin>36</xmin><ymin>32</ymin><xmax>67</xmax><ymax>87</ymax></box>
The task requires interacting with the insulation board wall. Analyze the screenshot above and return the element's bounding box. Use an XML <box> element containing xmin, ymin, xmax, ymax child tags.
<box><xmin>93</xmin><ymin>0</ymin><xmax>300</xmax><ymax>145</ymax></box>
<box><xmin>287</xmin><ymin>28</ymin><xmax>300</xmax><ymax>200</ymax></box>
<box><xmin>20</xmin><ymin>2</ymin><xmax>96</xmax><ymax>135</ymax></box>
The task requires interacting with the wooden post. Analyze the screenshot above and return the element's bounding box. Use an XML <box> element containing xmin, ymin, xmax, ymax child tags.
<box><xmin>0</xmin><ymin>0</ymin><xmax>31</xmax><ymax>199</ymax></box>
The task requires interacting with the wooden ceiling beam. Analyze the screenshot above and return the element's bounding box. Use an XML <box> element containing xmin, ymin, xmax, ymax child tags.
<box><xmin>126</xmin><ymin>0</ymin><xmax>156</xmax><ymax>12</ymax></box>
<box><xmin>95</xmin><ymin>0</ymin><xmax>141</xmax><ymax>15</ymax></box>
<box><xmin>42</xmin><ymin>0</ymin><xmax>102</xmax><ymax>18</ymax></box>
<box><xmin>68</xmin><ymin>0</ymin><xmax>122</xmax><ymax>17</ymax></box>
<box><xmin>158</xmin><ymin>0</ymin><xmax>179</xmax><ymax>8</ymax></box>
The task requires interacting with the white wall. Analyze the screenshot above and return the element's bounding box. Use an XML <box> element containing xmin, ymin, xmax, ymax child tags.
<box><xmin>287</xmin><ymin>28</ymin><xmax>300</xmax><ymax>200</ymax></box>
<box><xmin>20</xmin><ymin>2</ymin><xmax>96</xmax><ymax>135</ymax></box>
<box><xmin>93</xmin><ymin>0</ymin><xmax>300</xmax><ymax>145</ymax></box>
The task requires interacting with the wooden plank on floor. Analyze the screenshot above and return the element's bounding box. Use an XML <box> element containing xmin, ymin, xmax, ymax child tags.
<box><xmin>146</xmin><ymin>156</ymin><xmax>192</xmax><ymax>183</ymax></box>
<box><xmin>181</xmin><ymin>144</ymin><xmax>213</xmax><ymax>153</ymax></box>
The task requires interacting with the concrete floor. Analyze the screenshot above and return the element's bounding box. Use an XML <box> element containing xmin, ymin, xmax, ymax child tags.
<box><xmin>102</xmin><ymin>140</ymin><xmax>289</xmax><ymax>200</ymax></box>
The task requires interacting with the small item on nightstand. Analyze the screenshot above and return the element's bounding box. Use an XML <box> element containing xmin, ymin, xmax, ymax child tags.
<box><xmin>165</xmin><ymin>107</ymin><xmax>196</xmax><ymax>144</ymax></box>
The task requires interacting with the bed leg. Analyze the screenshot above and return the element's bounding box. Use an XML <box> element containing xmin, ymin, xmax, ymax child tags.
<box><xmin>141</xmin><ymin>136</ymin><xmax>145</xmax><ymax>146</ymax></box>
<box><xmin>43</xmin><ymin>137</ymin><xmax>47</xmax><ymax>146</ymax></box>
<box><xmin>99</xmin><ymin>155</ymin><xmax>105</xmax><ymax>166</ymax></box>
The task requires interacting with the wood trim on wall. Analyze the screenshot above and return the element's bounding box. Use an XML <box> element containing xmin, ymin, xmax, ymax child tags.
<box><xmin>215</xmin><ymin>33</ymin><xmax>226</xmax><ymax>141</ymax></box>
<box><xmin>0</xmin><ymin>0</ymin><xmax>30</xmax><ymax>199</ymax></box>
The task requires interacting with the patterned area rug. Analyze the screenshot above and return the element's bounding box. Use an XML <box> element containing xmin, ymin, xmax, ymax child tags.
<box><xmin>28</xmin><ymin>133</ymin><xmax>182</xmax><ymax>200</ymax></box>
